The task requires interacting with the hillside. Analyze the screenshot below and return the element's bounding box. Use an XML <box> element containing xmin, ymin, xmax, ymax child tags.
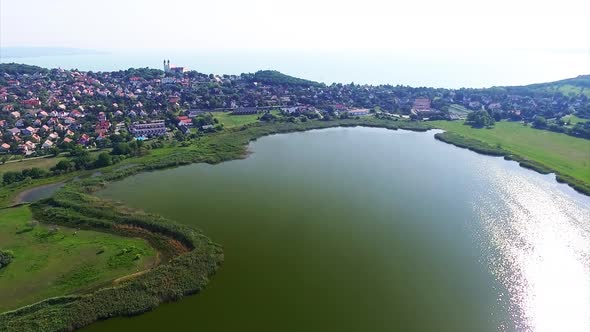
<box><xmin>251</xmin><ymin>70</ymin><xmax>323</xmax><ymax>87</ymax></box>
<box><xmin>520</xmin><ymin>75</ymin><xmax>590</xmax><ymax>97</ymax></box>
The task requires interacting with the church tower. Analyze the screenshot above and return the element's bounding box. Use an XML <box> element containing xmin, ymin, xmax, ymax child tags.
<box><xmin>163</xmin><ymin>60</ymin><xmax>170</xmax><ymax>73</ymax></box>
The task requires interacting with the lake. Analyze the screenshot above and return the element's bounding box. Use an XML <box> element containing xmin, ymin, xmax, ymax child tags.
<box><xmin>88</xmin><ymin>127</ymin><xmax>590</xmax><ymax>332</ymax></box>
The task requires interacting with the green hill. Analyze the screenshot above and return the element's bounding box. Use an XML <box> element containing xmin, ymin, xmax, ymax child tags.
<box><xmin>252</xmin><ymin>70</ymin><xmax>323</xmax><ymax>87</ymax></box>
<box><xmin>522</xmin><ymin>75</ymin><xmax>590</xmax><ymax>97</ymax></box>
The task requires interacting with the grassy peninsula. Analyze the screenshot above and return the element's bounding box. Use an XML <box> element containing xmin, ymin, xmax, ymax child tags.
<box><xmin>432</xmin><ymin>120</ymin><xmax>590</xmax><ymax>194</ymax></box>
<box><xmin>0</xmin><ymin>205</ymin><xmax>157</xmax><ymax>312</ymax></box>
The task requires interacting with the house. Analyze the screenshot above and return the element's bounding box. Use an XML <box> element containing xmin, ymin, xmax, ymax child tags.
<box><xmin>334</xmin><ymin>104</ymin><xmax>349</xmax><ymax>112</ymax></box>
<box><xmin>70</xmin><ymin>110</ymin><xmax>84</xmax><ymax>118</ymax></box>
<box><xmin>348</xmin><ymin>108</ymin><xmax>371</xmax><ymax>116</ymax></box>
<box><xmin>8</xmin><ymin>127</ymin><xmax>20</xmax><ymax>136</ymax></box>
<box><xmin>2</xmin><ymin>104</ymin><xmax>14</xmax><ymax>112</ymax></box>
<box><xmin>0</xmin><ymin>143</ymin><xmax>11</xmax><ymax>153</ymax></box>
<box><xmin>282</xmin><ymin>107</ymin><xmax>299</xmax><ymax>114</ymax></box>
<box><xmin>95</xmin><ymin>120</ymin><xmax>111</xmax><ymax>135</ymax></box>
<box><xmin>48</xmin><ymin>132</ymin><xmax>59</xmax><ymax>140</ymax></box>
<box><xmin>10</xmin><ymin>111</ymin><xmax>20</xmax><ymax>119</ymax></box>
<box><xmin>42</xmin><ymin>140</ymin><xmax>54</xmax><ymax>149</ymax></box>
<box><xmin>129</xmin><ymin>120</ymin><xmax>167</xmax><ymax>137</ymax></box>
<box><xmin>78</xmin><ymin>134</ymin><xmax>91</xmax><ymax>145</ymax></box>
<box><xmin>21</xmin><ymin>98</ymin><xmax>41</xmax><ymax>109</ymax></box>
<box><xmin>488</xmin><ymin>103</ymin><xmax>502</xmax><ymax>111</ymax></box>
<box><xmin>63</xmin><ymin>137</ymin><xmax>73</xmax><ymax>144</ymax></box>
<box><xmin>161</xmin><ymin>77</ymin><xmax>176</xmax><ymax>85</ymax></box>
<box><xmin>177</xmin><ymin>116</ymin><xmax>192</xmax><ymax>127</ymax></box>
<box><xmin>63</xmin><ymin>117</ymin><xmax>76</xmax><ymax>125</ymax></box>
<box><xmin>232</xmin><ymin>107</ymin><xmax>258</xmax><ymax>115</ymax></box>
<box><xmin>412</xmin><ymin>98</ymin><xmax>431</xmax><ymax>112</ymax></box>
<box><xmin>21</xmin><ymin>126</ymin><xmax>36</xmax><ymax>136</ymax></box>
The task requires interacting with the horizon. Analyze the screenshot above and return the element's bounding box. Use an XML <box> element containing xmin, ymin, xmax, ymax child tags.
<box><xmin>2</xmin><ymin>47</ymin><xmax>589</xmax><ymax>89</ymax></box>
<box><xmin>2</xmin><ymin>0</ymin><xmax>590</xmax><ymax>88</ymax></box>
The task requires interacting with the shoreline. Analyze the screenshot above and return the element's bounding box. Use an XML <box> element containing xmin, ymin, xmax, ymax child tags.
<box><xmin>12</xmin><ymin>181</ymin><xmax>65</xmax><ymax>205</ymax></box>
<box><xmin>433</xmin><ymin>131</ymin><xmax>590</xmax><ymax>196</ymax></box>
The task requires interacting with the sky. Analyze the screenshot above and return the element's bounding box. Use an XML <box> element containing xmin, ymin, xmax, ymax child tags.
<box><xmin>1</xmin><ymin>0</ymin><xmax>589</xmax><ymax>52</ymax></box>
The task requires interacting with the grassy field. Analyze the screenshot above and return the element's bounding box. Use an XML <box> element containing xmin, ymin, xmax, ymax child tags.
<box><xmin>0</xmin><ymin>205</ymin><xmax>157</xmax><ymax>312</ymax></box>
<box><xmin>554</xmin><ymin>84</ymin><xmax>590</xmax><ymax>98</ymax></box>
<box><xmin>448</xmin><ymin>104</ymin><xmax>471</xmax><ymax>115</ymax></box>
<box><xmin>0</xmin><ymin>156</ymin><xmax>65</xmax><ymax>173</ymax></box>
<box><xmin>213</xmin><ymin>110</ymin><xmax>280</xmax><ymax>128</ymax></box>
<box><xmin>432</xmin><ymin>120</ymin><xmax>590</xmax><ymax>185</ymax></box>
<box><xmin>561</xmin><ymin>114</ymin><xmax>587</xmax><ymax>125</ymax></box>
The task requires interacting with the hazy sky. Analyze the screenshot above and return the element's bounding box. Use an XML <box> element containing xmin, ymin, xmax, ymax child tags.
<box><xmin>1</xmin><ymin>0</ymin><xmax>589</xmax><ymax>51</ymax></box>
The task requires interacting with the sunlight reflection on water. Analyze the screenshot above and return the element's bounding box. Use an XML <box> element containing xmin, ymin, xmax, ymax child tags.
<box><xmin>476</xmin><ymin>163</ymin><xmax>590</xmax><ymax>332</ymax></box>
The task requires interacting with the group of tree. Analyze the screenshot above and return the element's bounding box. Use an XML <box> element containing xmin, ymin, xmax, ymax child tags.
<box><xmin>2</xmin><ymin>167</ymin><xmax>49</xmax><ymax>186</ymax></box>
<box><xmin>50</xmin><ymin>148</ymin><xmax>122</xmax><ymax>176</ymax></box>
<box><xmin>466</xmin><ymin>110</ymin><xmax>495</xmax><ymax>128</ymax></box>
<box><xmin>0</xmin><ymin>249</ymin><xmax>13</xmax><ymax>270</ymax></box>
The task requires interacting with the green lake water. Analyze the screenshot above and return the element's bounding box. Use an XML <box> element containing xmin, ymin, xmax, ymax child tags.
<box><xmin>88</xmin><ymin>127</ymin><xmax>590</xmax><ymax>332</ymax></box>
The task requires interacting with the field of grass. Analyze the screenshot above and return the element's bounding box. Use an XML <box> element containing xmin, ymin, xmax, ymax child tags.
<box><xmin>0</xmin><ymin>156</ymin><xmax>65</xmax><ymax>173</ymax></box>
<box><xmin>448</xmin><ymin>104</ymin><xmax>471</xmax><ymax>114</ymax></box>
<box><xmin>561</xmin><ymin>114</ymin><xmax>587</xmax><ymax>125</ymax></box>
<box><xmin>447</xmin><ymin>104</ymin><xmax>471</xmax><ymax>119</ymax></box>
<box><xmin>213</xmin><ymin>110</ymin><xmax>279</xmax><ymax>128</ymax></box>
<box><xmin>555</xmin><ymin>84</ymin><xmax>590</xmax><ymax>98</ymax></box>
<box><xmin>0</xmin><ymin>205</ymin><xmax>157</xmax><ymax>312</ymax></box>
<box><xmin>432</xmin><ymin>120</ymin><xmax>590</xmax><ymax>185</ymax></box>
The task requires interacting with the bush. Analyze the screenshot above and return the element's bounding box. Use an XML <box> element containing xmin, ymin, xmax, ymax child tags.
<box><xmin>0</xmin><ymin>249</ymin><xmax>14</xmax><ymax>269</ymax></box>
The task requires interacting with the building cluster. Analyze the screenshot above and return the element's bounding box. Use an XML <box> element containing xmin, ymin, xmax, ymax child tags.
<box><xmin>0</xmin><ymin>63</ymin><xmax>588</xmax><ymax>156</ymax></box>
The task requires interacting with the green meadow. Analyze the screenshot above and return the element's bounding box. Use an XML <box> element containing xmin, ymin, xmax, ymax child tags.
<box><xmin>0</xmin><ymin>156</ymin><xmax>65</xmax><ymax>173</ymax></box>
<box><xmin>213</xmin><ymin>110</ymin><xmax>280</xmax><ymax>128</ymax></box>
<box><xmin>432</xmin><ymin>120</ymin><xmax>590</xmax><ymax>185</ymax></box>
<box><xmin>0</xmin><ymin>205</ymin><xmax>157</xmax><ymax>312</ymax></box>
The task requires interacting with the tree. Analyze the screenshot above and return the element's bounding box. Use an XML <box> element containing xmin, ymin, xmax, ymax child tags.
<box><xmin>72</xmin><ymin>151</ymin><xmax>93</xmax><ymax>170</ymax></box>
<box><xmin>533</xmin><ymin>116</ymin><xmax>547</xmax><ymax>128</ymax></box>
<box><xmin>94</xmin><ymin>152</ymin><xmax>112</xmax><ymax>168</ymax></box>
<box><xmin>260</xmin><ymin>112</ymin><xmax>277</xmax><ymax>122</ymax></box>
<box><xmin>21</xmin><ymin>168</ymin><xmax>47</xmax><ymax>179</ymax></box>
<box><xmin>49</xmin><ymin>147</ymin><xmax>60</xmax><ymax>157</ymax></box>
<box><xmin>0</xmin><ymin>249</ymin><xmax>13</xmax><ymax>269</ymax></box>
<box><xmin>466</xmin><ymin>110</ymin><xmax>495</xmax><ymax>128</ymax></box>
<box><xmin>52</xmin><ymin>160</ymin><xmax>73</xmax><ymax>174</ymax></box>
<box><xmin>3</xmin><ymin>171</ymin><xmax>22</xmax><ymax>185</ymax></box>
<box><xmin>112</xmin><ymin>142</ymin><xmax>131</xmax><ymax>155</ymax></box>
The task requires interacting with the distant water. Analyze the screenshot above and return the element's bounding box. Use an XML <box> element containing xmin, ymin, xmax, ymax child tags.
<box><xmin>1</xmin><ymin>49</ymin><xmax>589</xmax><ymax>88</ymax></box>
<box><xmin>90</xmin><ymin>128</ymin><xmax>590</xmax><ymax>332</ymax></box>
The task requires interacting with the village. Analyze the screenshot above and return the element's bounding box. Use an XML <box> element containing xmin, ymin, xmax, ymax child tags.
<box><xmin>0</xmin><ymin>62</ymin><xmax>588</xmax><ymax>158</ymax></box>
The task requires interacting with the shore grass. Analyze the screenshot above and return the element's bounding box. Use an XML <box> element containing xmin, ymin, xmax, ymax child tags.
<box><xmin>431</xmin><ymin>120</ymin><xmax>590</xmax><ymax>193</ymax></box>
<box><xmin>0</xmin><ymin>205</ymin><xmax>157</xmax><ymax>312</ymax></box>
